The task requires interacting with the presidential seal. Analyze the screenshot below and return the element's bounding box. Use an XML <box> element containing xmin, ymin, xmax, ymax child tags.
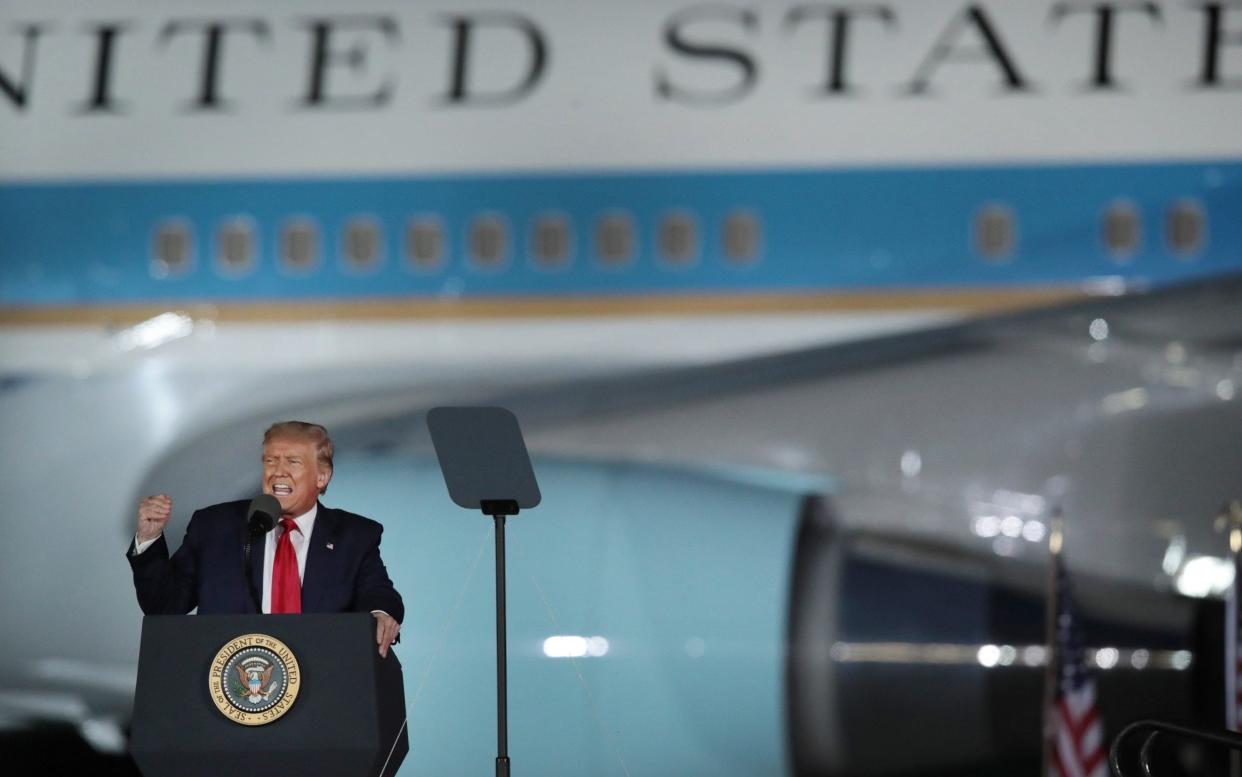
<box><xmin>208</xmin><ymin>634</ymin><xmax>301</xmax><ymax>725</ymax></box>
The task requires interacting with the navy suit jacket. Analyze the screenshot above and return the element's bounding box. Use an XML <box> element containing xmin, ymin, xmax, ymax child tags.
<box><xmin>127</xmin><ymin>500</ymin><xmax>403</xmax><ymax>623</ymax></box>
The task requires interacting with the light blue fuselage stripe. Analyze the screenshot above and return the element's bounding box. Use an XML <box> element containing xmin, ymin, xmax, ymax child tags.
<box><xmin>1</xmin><ymin>161</ymin><xmax>1239</xmax><ymax>305</ymax></box>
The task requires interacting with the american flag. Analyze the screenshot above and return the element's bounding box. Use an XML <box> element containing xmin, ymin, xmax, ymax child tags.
<box><xmin>1050</xmin><ymin>553</ymin><xmax>1106</xmax><ymax>777</ymax></box>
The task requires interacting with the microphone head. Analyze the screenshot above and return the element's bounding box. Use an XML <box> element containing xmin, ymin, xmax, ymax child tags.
<box><xmin>246</xmin><ymin>493</ymin><xmax>281</xmax><ymax>534</ymax></box>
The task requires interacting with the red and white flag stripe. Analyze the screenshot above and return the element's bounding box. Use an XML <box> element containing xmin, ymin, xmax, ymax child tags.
<box><xmin>1052</xmin><ymin>682</ymin><xmax>1106</xmax><ymax>777</ymax></box>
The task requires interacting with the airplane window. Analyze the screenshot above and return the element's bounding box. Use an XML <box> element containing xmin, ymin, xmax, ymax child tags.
<box><xmin>1166</xmin><ymin>199</ymin><xmax>1206</xmax><ymax>259</ymax></box>
<box><xmin>405</xmin><ymin>216</ymin><xmax>445</xmax><ymax>271</ymax></box>
<box><xmin>973</xmin><ymin>204</ymin><xmax>1016</xmax><ymax>262</ymax></box>
<box><xmin>658</xmin><ymin>211</ymin><xmax>699</xmax><ymax>266</ymax></box>
<box><xmin>216</xmin><ymin>217</ymin><xmax>256</xmax><ymax>276</ymax></box>
<box><xmin>531</xmin><ymin>213</ymin><xmax>572</xmax><ymax>269</ymax></box>
<box><xmin>343</xmin><ymin>217</ymin><xmax>383</xmax><ymax>272</ymax></box>
<box><xmin>594</xmin><ymin>211</ymin><xmax>635</xmax><ymax>267</ymax></box>
<box><xmin>723</xmin><ymin>210</ymin><xmax>761</xmax><ymax>265</ymax></box>
<box><xmin>1102</xmin><ymin>201</ymin><xmax>1141</xmax><ymax>261</ymax></box>
<box><xmin>280</xmin><ymin>218</ymin><xmax>319</xmax><ymax>273</ymax></box>
<box><xmin>151</xmin><ymin>219</ymin><xmax>194</xmax><ymax>278</ymax></box>
<box><xmin>468</xmin><ymin>214</ymin><xmax>509</xmax><ymax>269</ymax></box>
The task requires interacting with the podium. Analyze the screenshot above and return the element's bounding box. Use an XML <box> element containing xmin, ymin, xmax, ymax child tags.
<box><xmin>131</xmin><ymin>613</ymin><xmax>408</xmax><ymax>777</ymax></box>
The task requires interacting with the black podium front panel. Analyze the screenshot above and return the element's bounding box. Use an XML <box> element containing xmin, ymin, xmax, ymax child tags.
<box><xmin>131</xmin><ymin>613</ymin><xmax>407</xmax><ymax>777</ymax></box>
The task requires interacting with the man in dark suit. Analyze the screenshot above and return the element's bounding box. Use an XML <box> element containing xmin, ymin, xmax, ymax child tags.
<box><xmin>127</xmin><ymin>421</ymin><xmax>403</xmax><ymax>656</ymax></box>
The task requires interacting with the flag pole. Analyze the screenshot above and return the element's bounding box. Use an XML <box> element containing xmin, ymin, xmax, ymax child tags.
<box><xmin>1041</xmin><ymin>508</ymin><xmax>1064</xmax><ymax>777</ymax></box>
<box><xmin>1224</xmin><ymin>501</ymin><xmax>1242</xmax><ymax>777</ymax></box>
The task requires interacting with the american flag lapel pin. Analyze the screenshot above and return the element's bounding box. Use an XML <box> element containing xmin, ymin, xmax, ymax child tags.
<box><xmin>326</xmin><ymin>543</ymin><xmax>334</xmax><ymax>550</ymax></box>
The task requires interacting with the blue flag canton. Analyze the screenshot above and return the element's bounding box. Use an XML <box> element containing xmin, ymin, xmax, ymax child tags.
<box><xmin>1055</xmin><ymin>555</ymin><xmax>1092</xmax><ymax>697</ymax></box>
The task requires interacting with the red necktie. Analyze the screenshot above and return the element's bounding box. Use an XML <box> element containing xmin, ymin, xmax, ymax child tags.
<box><xmin>271</xmin><ymin>518</ymin><xmax>302</xmax><ymax>614</ymax></box>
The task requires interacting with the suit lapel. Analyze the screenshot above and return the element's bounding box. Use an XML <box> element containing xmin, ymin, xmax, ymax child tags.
<box><xmin>300</xmin><ymin>503</ymin><xmax>340</xmax><ymax>613</ymax></box>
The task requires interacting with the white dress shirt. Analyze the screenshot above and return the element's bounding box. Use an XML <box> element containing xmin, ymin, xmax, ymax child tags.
<box><xmin>262</xmin><ymin>504</ymin><xmax>315</xmax><ymax>614</ymax></box>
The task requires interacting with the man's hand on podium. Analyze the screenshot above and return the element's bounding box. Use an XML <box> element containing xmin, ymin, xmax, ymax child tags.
<box><xmin>373</xmin><ymin>611</ymin><xmax>400</xmax><ymax>658</ymax></box>
<box><xmin>138</xmin><ymin>494</ymin><xmax>173</xmax><ymax>543</ymax></box>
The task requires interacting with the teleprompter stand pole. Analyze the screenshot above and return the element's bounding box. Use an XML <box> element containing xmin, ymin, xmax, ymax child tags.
<box><xmin>491</xmin><ymin>507</ymin><xmax>513</xmax><ymax>777</ymax></box>
<box><xmin>427</xmin><ymin>407</ymin><xmax>542</xmax><ymax>777</ymax></box>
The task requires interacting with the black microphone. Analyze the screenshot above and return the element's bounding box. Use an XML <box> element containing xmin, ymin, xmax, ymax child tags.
<box><xmin>243</xmin><ymin>493</ymin><xmax>281</xmax><ymax>613</ymax></box>
<box><xmin>247</xmin><ymin>493</ymin><xmax>281</xmax><ymax>535</ymax></box>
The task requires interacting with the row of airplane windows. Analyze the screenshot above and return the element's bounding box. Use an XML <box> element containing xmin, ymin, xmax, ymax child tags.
<box><xmin>151</xmin><ymin>210</ymin><xmax>764</xmax><ymax>278</ymax></box>
<box><xmin>973</xmin><ymin>199</ymin><xmax>1208</xmax><ymax>261</ymax></box>
<box><xmin>148</xmin><ymin>199</ymin><xmax>1210</xmax><ymax>279</ymax></box>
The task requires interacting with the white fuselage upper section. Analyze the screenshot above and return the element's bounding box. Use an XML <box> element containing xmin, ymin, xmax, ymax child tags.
<box><xmin>2</xmin><ymin>0</ymin><xmax>1241</xmax><ymax>180</ymax></box>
